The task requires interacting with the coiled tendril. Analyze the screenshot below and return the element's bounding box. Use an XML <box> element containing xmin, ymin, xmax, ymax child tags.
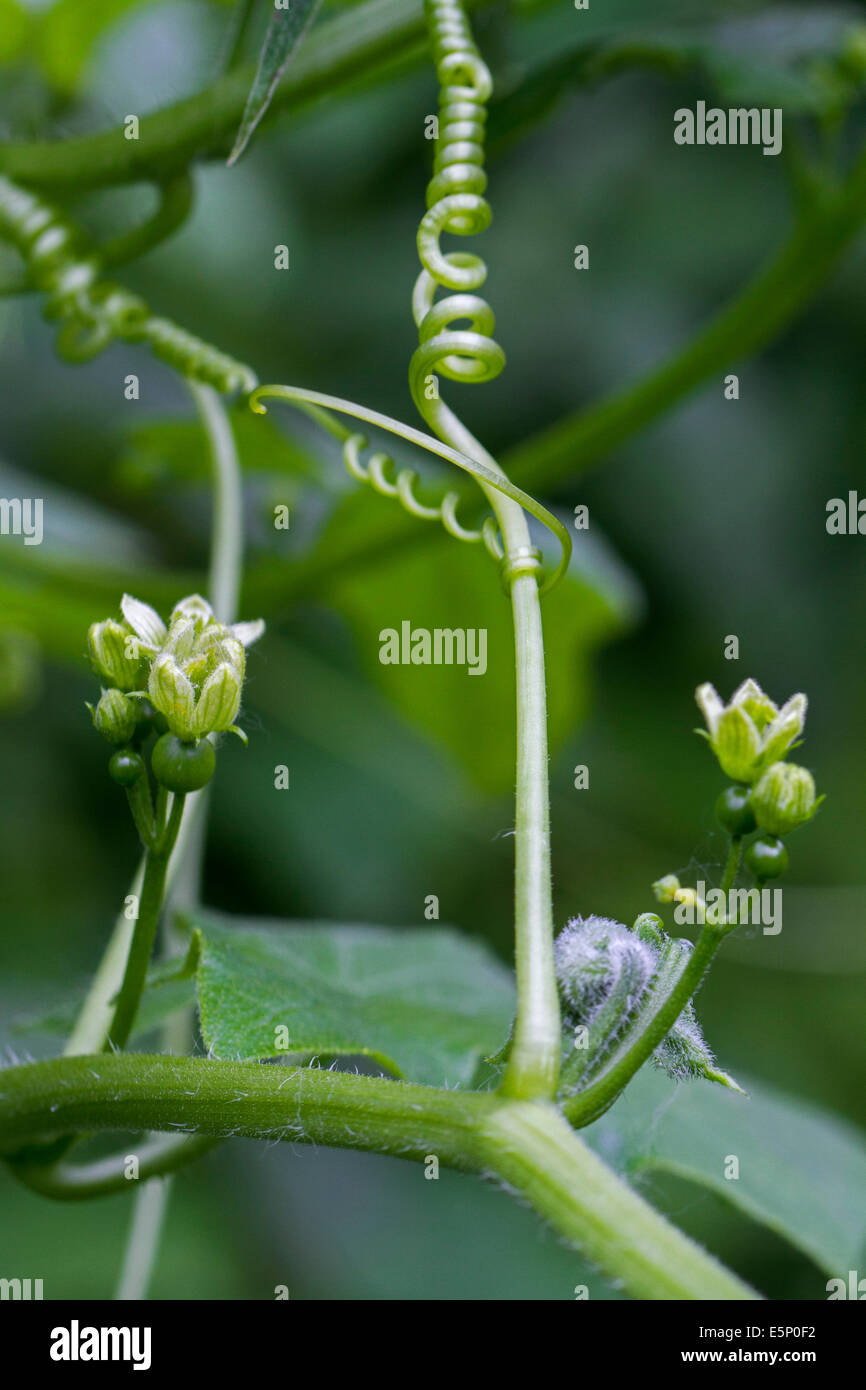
<box><xmin>411</xmin><ymin>0</ymin><xmax>501</xmax><ymax>398</ymax></box>
<box><xmin>0</xmin><ymin>175</ymin><xmax>256</xmax><ymax>394</ymax></box>
<box><xmin>250</xmin><ymin>0</ymin><xmax>572</xmax><ymax>593</ymax></box>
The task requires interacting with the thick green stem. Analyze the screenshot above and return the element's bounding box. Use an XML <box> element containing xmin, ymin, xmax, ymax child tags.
<box><xmin>0</xmin><ymin>1055</ymin><xmax>758</xmax><ymax>1300</ymax></box>
<box><xmin>482</xmin><ymin>1100</ymin><xmax>756</xmax><ymax>1299</ymax></box>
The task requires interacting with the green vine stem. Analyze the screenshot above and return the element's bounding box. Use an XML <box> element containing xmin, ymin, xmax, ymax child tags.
<box><xmin>249</xmin><ymin>385</ymin><xmax>571</xmax><ymax>590</ymax></box>
<box><xmin>115</xmin><ymin>1175</ymin><xmax>172</xmax><ymax>1302</ymax></box>
<box><xmin>114</xmin><ymin>382</ymin><xmax>246</xmax><ymax>1298</ymax></box>
<box><xmin>97</xmin><ymin>173</ymin><xmax>195</xmax><ymax>275</ymax></box>
<box><xmin>0</xmin><ymin>1054</ymin><xmax>758</xmax><ymax>1301</ymax></box>
<box><xmin>405</xmin><ymin>0</ymin><xmax>560</xmax><ymax>1099</ymax></box>
<box><xmin>504</xmin><ymin>143</ymin><xmax>866</xmax><ymax>491</ymax></box>
<box><xmin>191</xmin><ymin>380</ymin><xmax>244</xmax><ymax>627</ymax></box>
<box><xmin>0</xmin><ymin>0</ymin><xmax>483</xmax><ymax>191</ymax></box>
<box><xmin>6</xmin><ymin>1133</ymin><xmax>218</xmax><ymax>1202</ymax></box>
<box><xmin>104</xmin><ymin>794</ymin><xmax>186</xmax><ymax>1052</ymax></box>
<box><xmin>242</xmin><ymin>141</ymin><xmax>866</xmax><ymax>610</ymax></box>
<box><xmin>252</xmin><ymin>378</ymin><xmax>565</xmax><ymax>1101</ymax></box>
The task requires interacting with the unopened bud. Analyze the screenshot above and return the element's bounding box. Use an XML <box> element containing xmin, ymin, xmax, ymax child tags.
<box><xmin>88</xmin><ymin>619</ymin><xmax>146</xmax><ymax>691</ymax></box>
<box><xmin>750</xmin><ymin>761</ymin><xmax>819</xmax><ymax>836</ymax></box>
<box><xmin>92</xmin><ymin>687</ymin><xmax>138</xmax><ymax>744</ymax></box>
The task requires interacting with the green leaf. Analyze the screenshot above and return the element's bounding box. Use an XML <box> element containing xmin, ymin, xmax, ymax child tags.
<box><xmin>228</xmin><ymin>0</ymin><xmax>324</xmax><ymax>166</ymax></box>
<box><xmin>187</xmin><ymin>908</ymin><xmax>515</xmax><ymax>1088</ymax></box>
<box><xmin>587</xmin><ymin>1065</ymin><xmax>866</xmax><ymax>1279</ymax></box>
<box><xmin>112</xmin><ymin>410</ymin><xmax>321</xmax><ymax>494</ymax></box>
<box><xmin>35</xmin><ymin>0</ymin><xmax>154</xmax><ymax>93</ymax></box>
<box><xmin>326</xmin><ymin>504</ymin><xmax>640</xmax><ymax>796</ymax></box>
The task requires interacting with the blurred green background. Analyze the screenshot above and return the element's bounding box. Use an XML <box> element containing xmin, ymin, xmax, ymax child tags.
<box><xmin>1</xmin><ymin>0</ymin><xmax>865</xmax><ymax>1298</ymax></box>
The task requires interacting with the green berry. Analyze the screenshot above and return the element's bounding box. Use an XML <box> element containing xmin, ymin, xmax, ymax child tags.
<box><xmin>715</xmin><ymin>785</ymin><xmax>757</xmax><ymax>838</ymax></box>
<box><xmin>745</xmin><ymin>835</ymin><xmax>789</xmax><ymax>881</ymax></box>
<box><xmin>151</xmin><ymin>733</ymin><xmax>215</xmax><ymax>793</ymax></box>
<box><xmin>109</xmin><ymin>748</ymin><xmax>145</xmax><ymax>787</ymax></box>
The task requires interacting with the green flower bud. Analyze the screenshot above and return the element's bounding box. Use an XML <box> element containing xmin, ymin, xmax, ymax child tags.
<box><xmin>92</xmin><ymin>687</ymin><xmax>138</xmax><ymax>745</ymax></box>
<box><xmin>750</xmin><ymin>762</ymin><xmax>819</xmax><ymax>837</ymax></box>
<box><xmin>91</xmin><ymin>592</ymin><xmax>264</xmax><ymax>749</ymax></box>
<box><xmin>652</xmin><ymin>874</ymin><xmax>681</xmax><ymax>903</ymax></box>
<box><xmin>88</xmin><ymin>619</ymin><xmax>147</xmax><ymax>691</ymax></box>
<box><xmin>696</xmin><ymin>679</ymin><xmax>807</xmax><ymax>784</ymax></box>
<box><xmin>148</xmin><ymin>652</ymin><xmax>197</xmax><ymax>742</ymax></box>
<box><xmin>194</xmin><ymin>662</ymin><xmax>241</xmax><ymax>736</ymax></box>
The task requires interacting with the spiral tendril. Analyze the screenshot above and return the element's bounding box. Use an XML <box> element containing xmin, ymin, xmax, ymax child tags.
<box><xmin>248</xmin><ymin>0</ymin><xmax>572</xmax><ymax>594</ymax></box>
<box><xmin>0</xmin><ymin>174</ymin><xmax>256</xmax><ymax>394</ymax></box>
<box><xmin>249</xmin><ymin>383</ymin><xmax>571</xmax><ymax>593</ymax></box>
<box><xmin>343</xmin><ymin>430</ymin><xmax>504</xmax><ymax>559</ymax></box>
<box><xmin>409</xmin><ymin>1</ymin><xmax>502</xmax><ymax>405</ymax></box>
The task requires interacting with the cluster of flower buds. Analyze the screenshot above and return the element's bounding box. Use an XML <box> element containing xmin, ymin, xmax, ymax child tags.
<box><xmin>694</xmin><ymin>678</ymin><xmax>822</xmax><ymax>882</ymax></box>
<box><xmin>88</xmin><ymin>593</ymin><xmax>264</xmax><ymax>795</ymax></box>
<box><xmin>554</xmin><ymin>913</ymin><xmax>739</xmax><ymax>1100</ymax></box>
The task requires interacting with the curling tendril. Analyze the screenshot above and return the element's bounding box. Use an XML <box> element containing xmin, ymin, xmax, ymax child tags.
<box><xmin>0</xmin><ymin>174</ymin><xmax>256</xmax><ymax>393</ymax></box>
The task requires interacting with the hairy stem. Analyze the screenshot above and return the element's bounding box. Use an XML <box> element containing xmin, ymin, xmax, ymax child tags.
<box><xmin>0</xmin><ymin>1055</ymin><xmax>758</xmax><ymax>1300</ymax></box>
